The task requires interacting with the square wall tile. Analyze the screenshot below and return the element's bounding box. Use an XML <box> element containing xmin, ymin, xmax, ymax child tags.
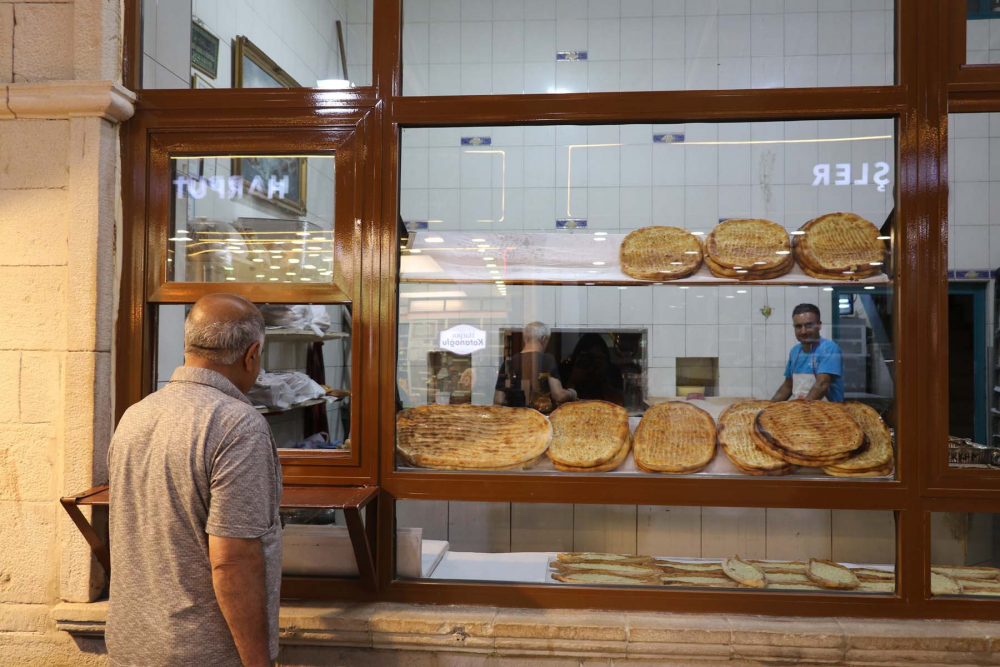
<box><xmin>686</xmin><ymin>324</ymin><xmax>719</xmax><ymax>357</ymax></box>
<box><xmin>653</xmin><ymin>324</ymin><xmax>686</xmax><ymax>358</ymax></box>
<box><xmin>653</xmin><ymin>285</ymin><xmax>687</xmax><ymax>324</ymax></box>
<box><xmin>621</xmin><ymin>286</ymin><xmax>654</xmax><ymax>325</ymax></box>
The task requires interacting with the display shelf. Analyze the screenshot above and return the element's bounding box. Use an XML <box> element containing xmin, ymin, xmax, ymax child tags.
<box><xmin>257</xmin><ymin>396</ymin><xmax>334</xmax><ymax>415</ymax></box>
<box><xmin>400</xmin><ymin>231</ymin><xmax>891</xmax><ymax>287</ymax></box>
<box><xmin>265</xmin><ymin>327</ymin><xmax>348</xmax><ymax>343</ymax></box>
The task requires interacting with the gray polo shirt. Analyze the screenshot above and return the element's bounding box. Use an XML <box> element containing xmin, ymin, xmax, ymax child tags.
<box><xmin>106</xmin><ymin>367</ymin><xmax>282</xmax><ymax>667</ymax></box>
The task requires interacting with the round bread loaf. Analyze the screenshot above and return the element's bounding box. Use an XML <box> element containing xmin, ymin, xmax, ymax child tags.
<box><xmin>754</xmin><ymin>401</ymin><xmax>865</xmax><ymax>466</ymax></box>
<box><xmin>620</xmin><ymin>226</ymin><xmax>703</xmax><ymax>281</ymax></box>
<box><xmin>706</xmin><ymin>218</ymin><xmax>793</xmax><ymax>279</ymax></box>
<box><xmin>634</xmin><ymin>401</ymin><xmax>716</xmax><ymax>473</ymax></box>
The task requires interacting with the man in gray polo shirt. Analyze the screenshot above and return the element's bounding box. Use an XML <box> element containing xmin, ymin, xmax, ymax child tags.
<box><xmin>107</xmin><ymin>294</ymin><xmax>282</xmax><ymax>667</ymax></box>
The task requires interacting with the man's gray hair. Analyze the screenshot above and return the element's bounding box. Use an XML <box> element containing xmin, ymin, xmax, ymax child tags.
<box><xmin>184</xmin><ymin>307</ymin><xmax>265</xmax><ymax>365</ymax></box>
<box><xmin>524</xmin><ymin>321</ymin><xmax>550</xmax><ymax>343</ymax></box>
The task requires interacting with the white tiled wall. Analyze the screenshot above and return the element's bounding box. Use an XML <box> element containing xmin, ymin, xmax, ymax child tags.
<box><xmin>399</xmin><ymin>282</ymin><xmax>840</xmax><ymax>403</ymax></box>
<box><xmin>966</xmin><ymin>16</ymin><xmax>1000</xmax><ymax>66</ymax></box>
<box><xmin>400</xmin><ymin>120</ymin><xmax>895</xmax><ymax>234</ymax></box>
<box><xmin>143</xmin><ymin>0</ymin><xmax>373</xmax><ymax>89</ymax></box>
<box><xmin>948</xmin><ymin>112</ymin><xmax>1000</xmax><ymax>273</ymax></box>
<box><xmin>402</xmin><ymin>0</ymin><xmax>895</xmax><ymax>96</ymax></box>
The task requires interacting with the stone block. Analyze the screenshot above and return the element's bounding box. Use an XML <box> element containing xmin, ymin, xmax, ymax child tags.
<box><xmin>67</xmin><ymin>117</ymin><xmax>117</xmax><ymax>352</ymax></box>
<box><xmin>0</xmin><ymin>603</ymin><xmax>47</xmax><ymax>632</ymax></box>
<box><xmin>0</xmin><ymin>351</ymin><xmax>18</xmax><ymax>422</ymax></box>
<box><xmin>0</xmin><ymin>423</ymin><xmax>55</xmax><ymax>501</ymax></box>
<box><xmin>0</xmin><ymin>120</ymin><xmax>69</xmax><ymax>189</ymax></box>
<box><xmin>845</xmin><ymin>647</ymin><xmax>995</xmax><ymax>665</ymax></box>
<box><xmin>839</xmin><ymin>618</ymin><xmax>993</xmax><ymax>653</ymax></box>
<box><xmin>280</xmin><ymin>602</ymin><xmax>373</xmax><ymax>648</ymax></box>
<box><xmin>11</xmin><ymin>4</ymin><xmax>74</xmax><ymax>82</ymax></box>
<box><xmin>62</xmin><ymin>351</ymin><xmax>111</xmax><ymax>492</ymax></box>
<box><xmin>20</xmin><ymin>352</ymin><xmax>62</xmax><ymax>423</ymax></box>
<box><xmin>0</xmin><ymin>188</ymin><xmax>69</xmax><ymax>266</ymax></box>
<box><xmin>493</xmin><ymin>637</ymin><xmax>627</xmax><ymax>658</ymax></box>
<box><xmin>493</xmin><ymin>608</ymin><xmax>627</xmax><ymax>642</ymax></box>
<box><xmin>369</xmin><ymin>603</ymin><xmax>495</xmax><ymax>637</ymax></box>
<box><xmin>0</xmin><ymin>5</ymin><xmax>11</xmax><ymax>84</ymax></box>
<box><xmin>0</xmin><ymin>633</ymin><xmax>107</xmax><ymax>667</ymax></box>
<box><xmin>0</xmin><ymin>267</ymin><xmax>66</xmax><ymax>350</ymax></box>
<box><xmin>729</xmin><ymin>615</ymin><xmax>845</xmax><ymax>649</ymax></box>
<box><xmin>627</xmin><ymin>612</ymin><xmax>731</xmax><ymax>645</ymax></box>
<box><xmin>0</xmin><ymin>501</ymin><xmax>55</xmax><ymax>603</ymax></box>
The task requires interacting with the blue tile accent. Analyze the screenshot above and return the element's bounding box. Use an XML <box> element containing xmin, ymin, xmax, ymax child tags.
<box><xmin>556</xmin><ymin>51</ymin><xmax>588</xmax><ymax>61</ymax></box>
<box><xmin>653</xmin><ymin>133</ymin><xmax>686</xmax><ymax>144</ymax></box>
<box><xmin>948</xmin><ymin>269</ymin><xmax>996</xmax><ymax>279</ymax></box>
<box><xmin>461</xmin><ymin>136</ymin><xmax>492</xmax><ymax>146</ymax></box>
<box><xmin>556</xmin><ymin>219</ymin><xmax>588</xmax><ymax>229</ymax></box>
<box><xmin>405</xmin><ymin>221</ymin><xmax>429</xmax><ymax>231</ymax></box>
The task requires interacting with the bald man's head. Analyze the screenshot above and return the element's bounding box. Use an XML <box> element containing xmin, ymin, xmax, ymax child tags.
<box><xmin>184</xmin><ymin>294</ymin><xmax>265</xmax><ymax>365</ymax></box>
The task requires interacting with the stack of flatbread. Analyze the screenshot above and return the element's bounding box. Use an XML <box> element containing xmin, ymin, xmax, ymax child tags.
<box><xmin>932</xmin><ymin>565</ymin><xmax>1000</xmax><ymax>596</ymax></box>
<box><xmin>753</xmin><ymin>401</ymin><xmax>866</xmax><ymax>467</ymax></box>
<box><xmin>823</xmin><ymin>402</ymin><xmax>894</xmax><ymax>477</ymax></box>
<box><xmin>396</xmin><ymin>404</ymin><xmax>551</xmax><ymax>470</ymax></box>
<box><xmin>792</xmin><ymin>212</ymin><xmax>887</xmax><ymax>281</ymax></box>
<box><xmin>717</xmin><ymin>400</ymin><xmax>794</xmax><ymax>476</ymax></box>
<box><xmin>705</xmin><ymin>218</ymin><xmax>793</xmax><ymax>280</ymax></box>
<box><xmin>620</xmin><ymin>226</ymin><xmax>703</xmax><ymax>281</ymax></box>
<box><xmin>550</xmin><ymin>553</ymin><xmax>661</xmax><ymax>586</ymax></box>
<box><xmin>546</xmin><ymin>401</ymin><xmax>631</xmax><ymax>473</ymax></box>
<box><xmin>634</xmin><ymin>402</ymin><xmax>717</xmax><ymax>473</ymax></box>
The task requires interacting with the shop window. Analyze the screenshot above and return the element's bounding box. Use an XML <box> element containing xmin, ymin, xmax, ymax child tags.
<box><xmin>396</xmin><ymin>500</ymin><xmax>897</xmax><ymax>593</ymax></box>
<box><xmin>169</xmin><ymin>155</ymin><xmax>336</xmax><ymax>285</ymax></box>
<box><xmin>946</xmin><ymin>113</ymin><xmax>1000</xmax><ymax>471</ymax></box>
<box><xmin>156</xmin><ymin>304</ymin><xmax>353</xmax><ymax>454</ymax></box>
<box><xmin>395</xmin><ymin>120</ymin><xmax>897</xmax><ymax>481</ymax></box>
<box><xmin>141</xmin><ymin>0</ymin><xmax>373</xmax><ymax>89</ymax></box>
<box><xmin>968</xmin><ymin>0</ymin><xmax>1000</xmax><ymax>65</ymax></box>
<box><xmin>401</xmin><ymin>0</ymin><xmax>895</xmax><ymax>96</ymax></box>
<box><xmin>930</xmin><ymin>512</ymin><xmax>1000</xmax><ymax>597</ymax></box>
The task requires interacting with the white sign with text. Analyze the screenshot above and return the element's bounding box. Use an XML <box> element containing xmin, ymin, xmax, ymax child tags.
<box><xmin>812</xmin><ymin>162</ymin><xmax>891</xmax><ymax>193</ymax></box>
<box><xmin>439</xmin><ymin>325</ymin><xmax>487</xmax><ymax>355</ymax></box>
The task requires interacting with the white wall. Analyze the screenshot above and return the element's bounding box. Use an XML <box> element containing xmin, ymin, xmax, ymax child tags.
<box><xmin>966</xmin><ymin>16</ymin><xmax>1000</xmax><ymax>66</ymax></box>
<box><xmin>143</xmin><ymin>0</ymin><xmax>373</xmax><ymax>89</ymax></box>
<box><xmin>402</xmin><ymin>0</ymin><xmax>895</xmax><ymax>96</ymax></box>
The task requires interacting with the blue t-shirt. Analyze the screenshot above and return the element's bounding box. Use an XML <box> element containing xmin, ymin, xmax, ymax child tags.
<box><xmin>783</xmin><ymin>337</ymin><xmax>844</xmax><ymax>402</ymax></box>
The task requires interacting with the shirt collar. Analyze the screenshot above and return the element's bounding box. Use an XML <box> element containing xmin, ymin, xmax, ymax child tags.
<box><xmin>169</xmin><ymin>366</ymin><xmax>253</xmax><ymax>405</ymax></box>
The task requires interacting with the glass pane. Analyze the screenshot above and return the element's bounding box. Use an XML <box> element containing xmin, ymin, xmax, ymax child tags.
<box><xmin>946</xmin><ymin>113</ymin><xmax>1000</xmax><ymax>470</ymax></box>
<box><xmin>930</xmin><ymin>512</ymin><xmax>1000</xmax><ymax>597</ymax></box>
<box><xmin>396</xmin><ymin>500</ymin><xmax>897</xmax><ymax>593</ymax></box>
<box><xmin>156</xmin><ymin>303</ymin><xmax>352</xmax><ymax>453</ymax></box>
<box><xmin>402</xmin><ymin>1</ymin><xmax>895</xmax><ymax>96</ymax></box>
<box><xmin>396</xmin><ymin>120</ymin><xmax>897</xmax><ymax>480</ymax></box>
<box><xmin>966</xmin><ymin>1</ymin><xmax>1000</xmax><ymax>65</ymax></box>
<box><xmin>169</xmin><ymin>155</ymin><xmax>335</xmax><ymax>284</ymax></box>
<box><xmin>141</xmin><ymin>0</ymin><xmax>373</xmax><ymax>89</ymax></box>
<box><xmin>280</xmin><ymin>505</ymin><xmax>367</xmax><ymax>578</ymax></box>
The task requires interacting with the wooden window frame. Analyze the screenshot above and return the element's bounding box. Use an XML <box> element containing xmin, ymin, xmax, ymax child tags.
<box><xmin>115</xmin><ymin>0</ymin><xmax>1000</xmax><ymax>617</ymax></box>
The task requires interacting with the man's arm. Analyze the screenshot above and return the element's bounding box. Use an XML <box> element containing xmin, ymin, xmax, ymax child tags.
<box><xmin>548</xmin><ymin>377</ymin><xmax>577</xmax><ymax>404</ymax></box>
<box><xmin>771</xmin><ymin>377</ymin><xmax>793</xmax><ymax>402</ymax></box>
<box><xmin>805</xmin><ymin>373</ymin><xmax>834</xmax><ymax>401</ymax></box>
<box><xmin>209</xmin><ymin>535</ymin><xmax>272</xmax><ymax>667</ymax></box>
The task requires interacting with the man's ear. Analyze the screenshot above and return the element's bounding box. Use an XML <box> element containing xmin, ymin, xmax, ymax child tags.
<box><xmin>244</xmin><ymin>342</ymin><xmax>262</xmax><ymax>371</ymax></box>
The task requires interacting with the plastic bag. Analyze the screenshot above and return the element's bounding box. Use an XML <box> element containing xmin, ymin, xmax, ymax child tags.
<box><xmin>248</xmin><ymin>372</ymin><xmax>297</xmax><ymax>410</ymax></box>
<box><xmin>259</xmin><ymin>305</ymin><xmax>330</xmax><ymax>337</ymax></box>
<box><xmin>277</xmin><ymin>371</ymin><xmax>327</xmax><ymax>403</ymax></box>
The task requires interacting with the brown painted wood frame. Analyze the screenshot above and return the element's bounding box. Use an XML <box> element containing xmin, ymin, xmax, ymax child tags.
<box><xmin>117</xmin><ymin>0</ymin><xmax>1000</xmax><ymax>619</ymax></box>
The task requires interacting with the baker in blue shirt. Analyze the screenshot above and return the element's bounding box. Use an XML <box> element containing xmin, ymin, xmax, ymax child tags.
<box><xmin>771</xmin><ymin>303</ymin><xmax>844</xmax><ymax>402</ymax></box>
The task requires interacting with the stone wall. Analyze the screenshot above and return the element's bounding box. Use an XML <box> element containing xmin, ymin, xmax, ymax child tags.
<box><xmin>0</xmin><ymin>0</ymin><xmax>131</xmax><ymax>664</ymax></box>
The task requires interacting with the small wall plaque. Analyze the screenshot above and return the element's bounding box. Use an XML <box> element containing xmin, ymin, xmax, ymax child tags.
<box><xmin>191</xmin><ymin>21</ymin><xmax>220</xmax><ymax>79</ymax></box>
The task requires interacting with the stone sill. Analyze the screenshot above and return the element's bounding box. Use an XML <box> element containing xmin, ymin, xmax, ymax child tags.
<box><xmin>52</xmin><ymin>600</ymin><xmax>1000</xmax><ymax>664</ymax></box>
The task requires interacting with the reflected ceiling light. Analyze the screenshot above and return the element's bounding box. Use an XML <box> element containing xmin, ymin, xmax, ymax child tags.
<box><xmin>877</xmin><ymin>235</ymin><xmax>891</xmax><ymax>240</ymax></box>
<box><xmin>274</xmin><ymin>241</ymin><xmax>285</xmax><ymax>245</ymax></box>
<box><xmin>400</xmin><ymin>291</ymin><xmax>468</xmax><ymax>299</ymax></box>
<box><xmin>823</xmin><ymin>287</ymin><xmax>834</xmax><ymax>291</ymax></box>
<box><xmin>256</xmin><ymin>274</ymin><xmax>265</xmax><ymax>278</ymax></box>
<box><xmin>870</xmin><ymin>261</ymin><xmax>883</xmax><ymax>266</ymax></box>
<box><xmin>737</xmin><ymin>270</ymin><xmax>748</xmax><ymax>274</ymax></box>
<box><xmin>425</xmin><ymin>236</ymin><xmax>444</xmax><ymax>243</ymax></box>
<box><xmin>308</xmin><ymin>246</ymin><xmax>323</xmax><ymax>251</ymax></box>
<box><xmin>595</xmin><ymin>232</ymin><xmax>608</xmax><ymax>236</ymax></box>
<box><xmin>478</xmin><ymin>248</ymin><xmax>487</xmax><ymax>253</ymax></box>
<box><xmin>410</xmin><ymin>249</ymin><xmax>422</xmax><ymax>254</ymax></box>
<box><xmin>690</xmin><ymin>231</ymin><xmax>705</xmax><ymax>236</ymax></box>
<box><xmin>483</xmin><ymin>256</ymin><xmax>494</xmax><ymax>261</ymax></box>
<box><xmin>317</xmin><ymin>78</ymin><xmax>352</xmax><ymax>89</ymax></box>
<box><xmin>679</xmin><ymin>286</ymin><xmax>690</xmax><ymax>289</ymax></box>
<box><xmin>225</xmin><ymin>277</ymin><xmax>236</xmax><ymax>281</ymax></box>
<box><xmin>288</xmin><ymin>258</ymin><xmax>301</xmax><ymax>264</ymax></box>
<box><xmin>168</xmin><ymin>237</ymin><xmax>191</xmax><ymax>242</ymax></box>
<box><xmin>595</xmin><ymin>238</ymin><xmax>607</xmax><ymax>242</ymax></box>
<box><xmin>477</xmin><ymin>243</ymin><xmax>490</xmax><ymax>248</ymax></box>
<box><xmin>800</xmin><ymin>285</ymin><xmax>809</xmax><ymax>289</ymax></box>
<box><xmin>489</xmin><ymin>270</ymin><xmax>500</xmax><ymax>274</ymax></box>
<box><xmin>684</xmin><ymin>250</ymin><xmax>699</xmax><ymax>254</ymax></box>
<box><xmin>776</xmin><ymin>250</ymin><xmax>791</xmax><ymax>255</ymax></box>
<box><xmin>737</xmin><ymin>290</ymin><xmax>747</xmax><ymax>294</ymax></box>
<box><xmin>324</xmin><ymin>257</ymin><xmax>333</xmax><ymax>262</ymax></box>
<box><xmin>285</xmin><ymin>272</ymin><xmax>297</xmax><ymax>276</ymax></box>
<box><xmin>843</xmin><ymin>270</ymin><xmax>855</xmax><ymax>274</ymax></box>
<box><xmin>864</xmin><ymin>285</ymin><xmax>876</xmax><ymax>290</ymax></box>
<box><xmin>486</xmin><ymin>263</ymin><xmax>498</xmax><ymax>268</ymax></box>
<box><xmin>308</xmin><ymin>253</ymin><xmax>320</xmax><ymax>258</ymax></box>
<box><xmin>791</xmin><ymin>231</ymin><xmax>805</xmax><ymax>235</ymax></box>
<box><xmin>223</xmin><ymin>266</ymin><xmax>234</xmax><ymax>271</ymax></box>
<box><xmin>471</xmin><ymin>238</ymin><xmax>486</xmax><ymax>243</ymax></box>
<box><xmin>618</xmin><ymin>286</ymin><xmax>627</xmax><ymax>290</ymax></box>
<box><xmin>176</xmin><ymin>229</ymin><xmax>189</xmax><ymax>235</ymax></box>
<box><xmin>726</xmin><ymin>295</ymin><xmax>734</xmax><ymax>299</ymax></box>
<box><xmin>167</xmin><ymin>258</ymin><xmax>172</xmax><ymax>262</ymax></box>
<box><xmin>304</xmin><ymin>264</ymin><xmax>317</xmax><ymax>269</ymax></box>
<box><xmin>301</xmin><ymin>277</ymin><xmax>312</xmax><ymax>281</ymax></box>
<box><xmin>593</xmin><ymin>261</ymin><xmax>606</xmax><ymax>266</ymax></box>
<box><xmin>225</xmin><ymin>238</ymin><xmax>241</xmax><ymax>243</ymax></box>
<box><xmin>269</xmin><ymin>277</ymin><xmax>279</xmax><ymax>281</ymax></box>
<box><xmin>585</xmin><ymin>282</ymin><xmax>595</xmax><ymax>286</ymax></box>
<box><xmin>270</xmin><ymin>265</ymin><xmax>280</xmax><ymax>269</ymax></box>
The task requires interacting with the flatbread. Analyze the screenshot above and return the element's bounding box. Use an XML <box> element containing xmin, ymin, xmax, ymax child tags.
<box><xmin>552</xmin><ymin>434</ymin><xmax>632</xmax><ymax>473</ymax></box>
<box><xmin>396</xmin><ymin>404</ymin><xmax>551</xmax><ymax>469</ymax></box>
<box><xmin>706</xmin><ymin>218</ymin><xmax>792</xmax><ymax>277</ymax></box>
<box><xmin>557</xmin><ymin>553</ymin><xmax>654</xmax><ymax>565</ymax></box>
<box><xmin>553</xmin><ymin>561</ymin><xmax>661</xmax><ymax>577</ymax></box>
<box><xmin>806</xmin><ymin>558</ymin><xmax>860</xmax><ymax>590</ymax></box>
<box><xmin>634</xmin><ymin>402</ymin><xmax>717</xmax><ymax>473</ymax></box>
<box><xmin>620</xmin><ymin>226</ymin><xmax>703</xmax><ymax>281</ymax></box>
<box><xmin>704</xmin><ymin>252</ymin><xmax>793</xmax><ymax>280</ymax></box>
<box><xmin>654</xmin><ymin>560</ymin><xmax>725</xmax><ymax>572</ymax></box>
<box><xmin>755</xmin><ymin>401</ymin><xmax>865</xmax><ymax>466</ymax></box>
<box><xmin>552</xmin><ymin>570</ymin><xmax>661</xmax><ymax>586</ymax></box>
<box><xmin>547</xmin><ymin>400</ymin><xmax>630</xmax><ymax>468</ymax></box>
<box><xmin>793</xmin><ymin>212</ymin><xmax>887</xmax><ymax>277</ymax></box>
<box><xmin>661</xmin><ymin>572</ymin><xmax>742</xmax><ymax>588</ymax></box>
<box><xmin>722</xmin><ymin>556</ymin><xmax>766</xmax><ymax>588</ymax></box>
<box><xmin>931</xmin><ymin>565</ymin><xmax>1000</xmax><ymax>581</ymax></box>
<box><xmin>822</xmin><ymin>402</ymin><xmax>893</xmax><ymax>473</ymax></box>
<box><xmin>718</xmin><ymin>400</ymin><xmax>793</xmax><ymax>474</ymax></box>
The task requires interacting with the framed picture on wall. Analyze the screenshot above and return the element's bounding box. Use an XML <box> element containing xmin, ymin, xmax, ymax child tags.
<box><xmin>232</xmin><ymin>36</ymin><xmax>307</xmax><ymax>215</ymax></box>
<box><xmin>191</xmin><ymin>72</ymin><xmax>214</xmax><ymax>89</ymax></box>
<box><xmin>190</xmin><ymin>21</ymin><xmax>220</xmax><ymax>78</ymax></box>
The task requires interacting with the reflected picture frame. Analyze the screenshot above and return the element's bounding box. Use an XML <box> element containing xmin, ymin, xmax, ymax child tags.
<box><xmin>232</xmin><ymin>35</ymin><xmax>308</xmax><ymax>215</ymax></box>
